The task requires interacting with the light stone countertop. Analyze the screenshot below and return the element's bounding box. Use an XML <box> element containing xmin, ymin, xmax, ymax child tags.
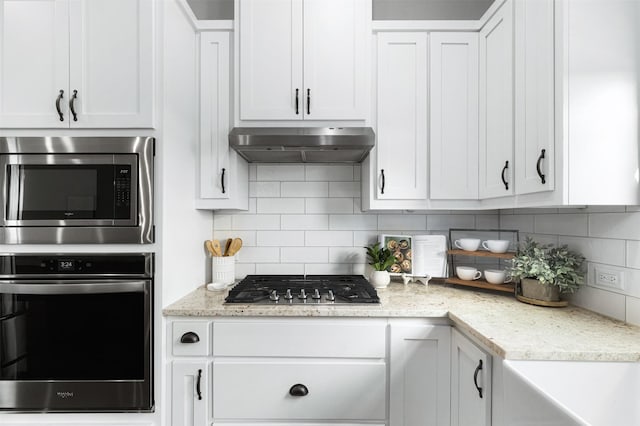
<box><xmin>163</xmin><ymin>282</ymin><xmax>640</xmax><ymax>362</ymax></box>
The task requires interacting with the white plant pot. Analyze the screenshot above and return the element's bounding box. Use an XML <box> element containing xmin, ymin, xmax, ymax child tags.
<box><xmin>370</xmin><ymin>270</ymin><xmax>391</xmax><ymax>288</ymax></box>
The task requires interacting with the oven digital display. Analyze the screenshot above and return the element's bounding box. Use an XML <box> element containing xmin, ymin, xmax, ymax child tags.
<box><xmin>57</xmin><ymin>260</ymin><xmax>75</xmax><ymax>272</ymax></box>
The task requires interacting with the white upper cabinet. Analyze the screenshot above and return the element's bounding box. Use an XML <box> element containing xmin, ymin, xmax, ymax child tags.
<box><xmin>0</xmin><ymin>0</ymin><xmax>154</xmax><ymax>129</ymax></box>
<box><xmin>430</xmin><ymin>32</ymin><xmax>479</xmax><ymax>200</ymax></box>
<box><xmin>374</xmin><ymin>32</ymin><xmax>428</xmax><ymax>204</ymax></box>
<box><xmin>238</xmin><ymin>0</ymin><xmax>368</xmax><ymax>121</ymax></box>
<box><xmin>197</xmin><ymin>31</ymin><xmax>248</xmax><ymax>210</ymax></box>
<box><xmin>514</xmin><ymin>0</ymin><xmax>555</xmax><ymax>195</ymax></box>
<box><xmin>479</xmin><ymin>0</ymin><xmax>514</xmax><ymax>199</ymax></box>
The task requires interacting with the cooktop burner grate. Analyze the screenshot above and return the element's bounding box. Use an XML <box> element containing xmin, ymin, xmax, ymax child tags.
<box><xmin>224</xmin><ymin>275</ymin><xmax>380</xmax><ymax>305</ymax></box>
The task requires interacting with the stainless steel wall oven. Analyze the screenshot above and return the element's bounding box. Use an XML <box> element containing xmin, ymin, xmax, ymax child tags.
<box><xmin>0</xmin><ymin>253</ymin><xmax>153</xmax><ymax>412</ymax></box>
<box><xmin>0</xmin><ymin>137</ymin><xmax>154</xmax><ymax>244</ymax></box>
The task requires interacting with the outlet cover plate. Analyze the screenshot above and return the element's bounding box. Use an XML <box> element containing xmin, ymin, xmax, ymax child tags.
<box><xmin>589</xmin><ymin>263</ymin><xmax>626</xmax><ymax>291</ymax></box>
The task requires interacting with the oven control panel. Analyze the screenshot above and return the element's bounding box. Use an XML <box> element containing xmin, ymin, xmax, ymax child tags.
<box><xmin>0</xmin><ymin>254</ymin><xmax>152</xmax><ymax>277</ymax></box>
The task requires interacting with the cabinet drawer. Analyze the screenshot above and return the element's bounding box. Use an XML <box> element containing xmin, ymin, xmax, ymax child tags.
<box><xmin>212</xmin><ymin>320</ymin><xmax>386</xmax><ymax>358</ymax></box>
<box><xmin>172</xmin><ymin>321</ymin><xmax>211</xmax><ymax>356</ymax></box>
<box><xmin>212</xmin><ymin>361</ymin><xmax>386</xmax><ymax>420</ymax></box>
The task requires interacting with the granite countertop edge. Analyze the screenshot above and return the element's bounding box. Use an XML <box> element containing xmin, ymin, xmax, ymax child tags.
<box><xmin>163</xmin><ymin>282</ymin><xmax>640</xmax><ymax>362</ymax></box>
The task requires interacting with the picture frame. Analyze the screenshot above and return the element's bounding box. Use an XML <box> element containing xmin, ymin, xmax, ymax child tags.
<box><xmin>379</xmin><ymin>234</ymin><xmax>413</xmax><ymax>275</ymax></box>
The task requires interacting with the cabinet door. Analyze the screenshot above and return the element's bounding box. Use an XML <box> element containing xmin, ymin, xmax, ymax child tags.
<box><xmin>68</xmin><ymin>0</ymin><xmax>154</xmax><ymax>128</ymax></box>
<box><xmin>302</xmin><ymin>0</ymin><xmax>367</xmax><ymax>120</ymax></box>
<box><xmin>479</xmin><ymin>0</ymin><xmax>514</xmax><ymax>199</ymax></box>
<box><xmin>172</xmin><ymin>361</ymin><xmax>209</xmax><ymax>426</ymax></box>
<box><xmin>239</xmin><ymin>0</ymin><xmax>303</xmax><ymax>120</ymax></box>
<box><xmin>514</xmin><ymin>0</ymin><xmax>555</xmax><ymax>195</ymax></box>
<box><xmin>200</xmin><ymin>32</ymin><xmax>230</xmax><ymax>200</ymax></box>
<box><xmin>430</xmin><ymin>32</ymin><xmax>479</xmax><ymax>200</ymax></box>
<box><xmin>451</xmin><ymin>329</ymin><xmax>492</xmax><ymax>426</ymax></box>
<box><xmin>376</xmin><ymin>33</ymin><xmax>428</xmax><ymax>201</ymax></box>
<box><xmin>0</xmin><ymin>0</ymin><xmax>69</xmax><ymax>128</ymax></box>
<box><xmin>390</xmin><ymin>323</ymin><xmax>451</xmax><ymax>426</ymax></box>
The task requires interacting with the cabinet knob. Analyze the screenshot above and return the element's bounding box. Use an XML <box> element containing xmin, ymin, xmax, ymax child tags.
<box><xmin>289</xmin><ymin>383</ymin><xmax>309</xmax><ymax>397</ymax></box>
<box><xmin>180</xmin><ymin>331</ymin><xmax>200</xmax><ymax>344</ymax></box>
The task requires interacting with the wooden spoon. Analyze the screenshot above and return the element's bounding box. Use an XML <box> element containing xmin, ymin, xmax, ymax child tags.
<box><xmin>205</xmin><ymin>240</ymin><xmax>217</xmax><ymax>257</ymax></box>
<box><xmin>223</xmin><ymin>238</ymin><xmax>233</xmax><ymax>256</ymax></box>
<box><xmin>211</xmin><ymin>239</ymin><xmax>223</xmax><ymax>257</ymax></box>
<box><xmin>226</xmin><ymin>238</ymin><xmax>243</xmax><ymax>256</ymax></box>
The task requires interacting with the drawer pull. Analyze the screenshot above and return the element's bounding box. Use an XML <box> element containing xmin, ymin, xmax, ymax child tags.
<box><xmin>180</xmin><ymin>331</ymin><xmax>200</xmax><ymax>344</ymax></box>
<box><xmin>196</xmin><ymin>369</ymin><xmax>202</xmax><ymax>400</ymax></box>
<box><xmin>289</xmin><ymin>383</ymin><xmax>309</xmax><ymax>397</ymax></box>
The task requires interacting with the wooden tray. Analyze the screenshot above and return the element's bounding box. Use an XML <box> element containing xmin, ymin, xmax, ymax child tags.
<box><xmin>445</xmin><ymin>277</ymin><xmax>515</xmax><ymax>293</ymax></box>
<box><xmin>447</xmin><ymin>249</ymin><xmax>515</xmax><ymax>259</ymax></box>
<box><xmin>516</xmin><ymin>294</ymin><xmax>569</xmax><ymax>307</ymax></box>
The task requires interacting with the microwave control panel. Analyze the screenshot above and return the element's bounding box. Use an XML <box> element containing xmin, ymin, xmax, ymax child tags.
<box><xmin>114</xmin><ymin>165</ymin><xmax>132</xmax><ymax>218</ymax></box>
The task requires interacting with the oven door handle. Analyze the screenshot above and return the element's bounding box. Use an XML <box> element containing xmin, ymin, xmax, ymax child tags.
<box><xmin>0</xmin><ymin>280</ymin><xmax>148</xmax><ymax>295</ymax></box>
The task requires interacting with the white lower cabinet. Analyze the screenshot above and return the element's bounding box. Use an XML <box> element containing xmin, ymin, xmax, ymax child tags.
<box><xmin>172</xmin><ymin>361</ymin><xmax>210</xmax><ymax>426</ymax></box>
<box><xmin>389</xmin><ymin>322</ymin><xmax>451</xmax><ymax>426</ymax></box>
<box><xmin>451</xmin><ymin>329</ymin><xmax>492</xmax><ymax>426</ymax></box>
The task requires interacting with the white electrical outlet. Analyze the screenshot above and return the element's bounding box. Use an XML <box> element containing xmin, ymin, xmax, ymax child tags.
<box><xmin>592</xmin><ymin>265</ymin><xmax>625</xmax><ymax>291</ymax></box>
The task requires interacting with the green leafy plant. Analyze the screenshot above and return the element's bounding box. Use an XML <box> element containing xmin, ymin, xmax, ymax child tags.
<box><xmin>365</xmin><ymin>242</ymin><xmax>395</xmax><ymax>272</ymax></box>
<box><xmin>508</xmin><ymin>237</ymin><xmax>585</xmax><ymax>293</ymax></box>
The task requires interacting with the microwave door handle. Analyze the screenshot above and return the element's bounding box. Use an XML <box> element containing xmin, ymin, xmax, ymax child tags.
<box><xmin>0</xmin><ymin>280</ymin><xmax>147</xmax><ymax>295</ymax></box>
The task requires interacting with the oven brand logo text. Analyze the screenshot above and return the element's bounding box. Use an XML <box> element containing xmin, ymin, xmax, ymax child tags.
<box><xmin>56</xmin><ymin>391</ymin><xmax>74</xmax><ymax>399</ymax></box>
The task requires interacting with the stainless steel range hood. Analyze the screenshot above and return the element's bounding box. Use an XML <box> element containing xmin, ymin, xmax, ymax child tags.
<box><xmin>229</xmin><ymin>127</ymin><xmax>375</xmax><ymax>163</ymax></box>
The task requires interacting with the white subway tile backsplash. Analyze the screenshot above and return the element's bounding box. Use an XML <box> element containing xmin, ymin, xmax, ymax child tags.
<box><xmin>329</xmin><ymin>247</ymin><xmax>366</xmax><ymax>264</ymax></box>
<box><xmin>257</xmin><ymin>165</ymin><xmax>305</xmax><ymax>181</ymax></box>
<box><xmin>235</xmin><ymin>263</ymin><xmax>256</xmax><ymax>279</ymax></box>
<box><xmin>257</xmin><ymin>198</ymin><xmax>305</xmax><ymax>214</ymax></box>
<box><xmin>248</xmin><ymin>164</ymin><xmax>257</xmax><ymax>181</ymax></box>
<box><xmin>236</xmin><ymin>247</ymin><xmax>280</xmax><ymax>263</ymax></box>
<box><xmin>305</xmin><ymin>263</ymin><xmax>353</xmax><ymax>274</ymax></box>
<box><xmin>534</xmin><ymin>214</ymin><xmax>588</xmax><ymax>236</ymax></box>
<box><xmin>626</xmin><ymin>241</ymin><xmax>640</xmax><ymax>269</ymax></box>
<box><xmin>213</xmin><ymin>230</ymin><xmax>257</xmax><ymax>247</ymax></box>
<box><xmin>354</xmin><ymin>165</ymin><xmax>361</xmax><ymax>181</ymax></box>
<box><xmin>626</xmin><ymin>296</ymin><xmax>640</xmax><ymax>326</ymax></box>
<box><xmin>353</xmin><ymin>231</ymin><xmax>380</xmax><ymax>246</ymax></box>
<box><xmin>256</xmin><ymin>263</ymin><xmax>305</xmax><ymax>275</ymax></box>
<box><xmin>305</xmin><ymin>231</ymin><xmax>353</xmax><ymax>247</ymax></box>
<box><xmin>232</xmin><ymin>214</ymin><xmax>280</xmax><ymax>230</ymax></box>
<box><xmin>281</xmin><ymin>182</ymin><xmax>328</xmax><ymax>198</ymax></box>
<box><xmin>589</xmin><ymin>212</ymin><xmax>640</xmax><ymax>240</ymax></box>
<box><xmin>281</xmin><ymin>215</ymin><xmax>329</xmax><ymax>230</ymax></box>
<box><xmin>306</xmin><ymin>165</ymin><xmax>354</xmax><ymax>181</ymax></box>
<box><xmin>249</xmin><ymin>181</ymin><xmax>281</xmax><ymax>197</ymax></box>
<box><xmin>569</xmin><ymin>286</ymin><xmax>626</xmax><ymax>322</ymax></box>
<box><xmin>330</xmin><ymin>214</ymin><xmax>378</xmax><ymax>230</ymax></box>
<box><xmin>329</xmin><ymin>181</ymin><xmax>360</xmax><ymax>197</ymax></box>
<box><xmin>305</xmin><ymin>198</ymin><xmax>354</xmax><ymax>214</ymax></box>
<box><xmin>236</xmin><ymin>198</ymin><xmax>257</xmax><ymax>214</ymax></box>
<box><xmin>213</xmin><ymin>213</ymin><xmax>232</xmax><ymax>230</ymax></box>
<box><xmin>378</xmin><ymin>215</ymin><xmax>426</xmax><ymax>231</ymax></box>
<box><xmin>558</xmin><ymin>236</ymin><xmax>626</xmax><ymax>267</ymax></box>
<box><xmin>256</xmin><ymin>231</ymin><xmax>305</xmax><ymax>247</ymax></box>
<box><xmin>427</xmin><ymin>214</ymin><xmax>475</xmax><ymax>230</ymax></box>
<box><xmin>475</xmin><ymin>214</ymin><xmax>500</xmax><ymax>229</ymax></box>
<box><xmin>281</xmin><ymin>247</ymin><xmax>329</xmax><ymax>263</ymax></box>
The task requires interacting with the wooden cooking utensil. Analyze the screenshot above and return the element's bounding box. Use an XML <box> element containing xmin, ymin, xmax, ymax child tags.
<box><xmin>223</xmin><ymin>238</ymin><xmax>233</xmax><ymax>256</ymax></box>
<box><xmin>226</xmin><ymin>238</ymin><xmax>243</xmax><ymax>256</ymax></box>
<box><xmin>211</xmin><ymin>239</ymin><xmax>223</xmax><ymax>257</ymax></box>
<box><xmin>205</xmin><ymin>240</ymin><xmax>217</xmax><ymax>257</ymax></box>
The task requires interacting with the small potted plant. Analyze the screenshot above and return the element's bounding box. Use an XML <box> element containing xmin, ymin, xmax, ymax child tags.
<box><xmin>508</xmin><ymin>237</ymin><xmax>585</xmax><ymax>303</ymax></box>
<box><xmin>365</xmin><ymin>242</ymin><xmax>395</xmax><ymax>288</ymax></box>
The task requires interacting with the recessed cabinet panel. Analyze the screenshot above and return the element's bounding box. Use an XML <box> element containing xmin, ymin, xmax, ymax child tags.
<box><xmin>0</xmin><ymin>0</ymin><xmax>69</xmax><ymax>128</ymax></box>
<box><xmin>172</xmin><ymin>361</ymin><xmax>209</xmax><ymax>426</ymax></box>
<box><xmin>430</xmin><ymin>32</ymin><xmax>479</xmax><ymax>200</ymax></box>
<box><xmin>451</xmin><ymin>329</ymin><xmax>492</xmax><ymax>426</ymax></box>
<box><xmin>69</xmin><ymin>0</ymin><xmax>154</xmax><ymax>128</ymax></box>
<box><xmin>239</xmin><ymin>0</ymin><xmax>303</xmax><ymax>120</ymax></box>
<box><xmin>479</xmin><ymin>0</ymin><xmax>514</xmax><ymax>199</ymax></box>
<box><xmin>303</xmin><ymin>0</ymin><xmax>367</xmax><ymax>120</ymax></box>
<box><xmin>376</xmin><ymin>32</ymin><xmax>428</xmax><ymax>201</ymax></box>
<box><xmin>389</xmin><ymin>324</ymin><xmax>451</xmax><ymax>426</ymax></box>
<box><xmin>213</xmin><ymin>361</ymin><xmax>386</xmax><ymax>420</ymax></box>
<box><xmin>515</xmin><ymin>0</ymin><xmax>555</xmax><ymax>195</ymax></box>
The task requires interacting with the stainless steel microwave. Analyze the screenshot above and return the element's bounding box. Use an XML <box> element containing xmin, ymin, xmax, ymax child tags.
<box><xmin>0</xmin><ymin>137</ymin><xmax>154</xmax><ymax>244</ymax></box>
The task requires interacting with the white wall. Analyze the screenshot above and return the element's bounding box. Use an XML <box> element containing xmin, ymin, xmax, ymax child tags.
<box><xmin>213</xmin><ymin>163</ymin><xmax>499</xmax><ymax>277</ymax></box>
<box><xmin>161</xmin><ymin>0</ymin><xmax>212</xmax><ymax>306</ymax></box>
<box><xmin>500</xmin><ymin>207</ymin><xmax>640</xmax><ymax>326</ymax></box>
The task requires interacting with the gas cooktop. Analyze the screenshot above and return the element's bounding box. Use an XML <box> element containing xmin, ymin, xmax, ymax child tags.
<box><xmin>224</xmin><ymin>275</ymin><xmax>380</xmax><ymax>305</ymax></box>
